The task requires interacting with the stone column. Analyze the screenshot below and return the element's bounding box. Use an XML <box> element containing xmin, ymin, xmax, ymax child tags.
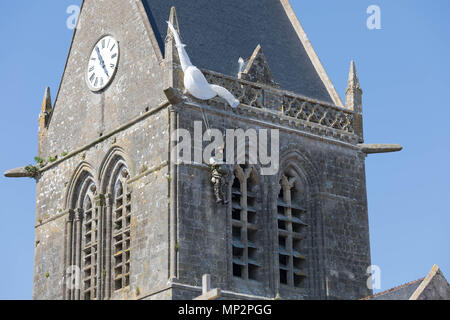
<box><xmin>74</xmin><ymin>208</ymin><xmax>83</xmax><ymax>300</ymax></box>
<box><xmin>280</xmin><ymin>175</ymin><xmax>295</xmax><ymax>287</ymax></box>
<box><xmin>94</xmin><ymin>193</ymin><xmax>105</xmax><ymax>300</ymax></box>
<box><xmin>169</xmin><ymin>106</ymin><xmax>178</xmax><ymax>280</ymax></box>
<box><xmin>105</xmin><ymin>193</ymin><xmax>113</xmax><ymax>299</ymax></box>
<box><xmin>273</xmin><ymin>183</ymin><xmax>282</xmax><ymax>298</ymax></box>
<box><xmin>241</xmin><ymin>178</ymin><xmax>249</xmax><ymax>281</ymax></box>
<box><xmin>64</xmin><ymin>209</ymin><xmax>74</xmax><ymax>300</ymax></box>
<box><xmin>284</xmin><ymin>181</ymin><xmax>294</xmax><ymax>287</ymax></box>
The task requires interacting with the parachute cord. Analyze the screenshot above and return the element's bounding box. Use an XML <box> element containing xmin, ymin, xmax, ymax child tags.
<box><xmin>201</xmin><ymin>106</ymin><xmax>211</xmax><ymax>132</ymax></box>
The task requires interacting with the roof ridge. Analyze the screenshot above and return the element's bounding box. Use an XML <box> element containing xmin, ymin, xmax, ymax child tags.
<box><xmin>279</xmin><ymin>0</ymin><xmax>344</xmax><ymax>107</ymax></box>
<box><xmin>361</xmin><ymin>277</ymin><xmax>425</xmax><ymax>300</ymax></box>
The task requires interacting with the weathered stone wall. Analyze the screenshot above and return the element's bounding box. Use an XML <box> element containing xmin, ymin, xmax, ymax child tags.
<box><xmin>40</xmin><ymin>0</ymin><xmax>166</xmax><ymax>159</ymax></box>
<box><xmin>34</xmin><ymin>0</ymin><xmax>173</xmax><ymax>300</ymax></box>
<box><xmin>172</xmin><ymin>99</ymin><xmax>371</xmax><ymax>300</ymax></box>
<box><xmin>33</xmin><ymin>0</ymin><xmax>372</xmax><ymax>301</ymax></box>
<box><xmin>34</xmin><ymin>108</ymin><xmax>170</xmax><ymax>299</ymax></box>
<box><xmin>35</xmin><ymin>97</ymin><xmax>371</xmax><ymax>300</ymax></box>
<box><xmin>320</xmin><ymin>153</ymin><xmax>372</xmax><ymax>300</ymax></box>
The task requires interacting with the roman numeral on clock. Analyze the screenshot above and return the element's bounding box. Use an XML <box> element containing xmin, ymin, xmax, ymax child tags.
<box><xmin>87</xmin><ymin>36</ymin><xmax>118</xmax><ymax>91</ymax></box>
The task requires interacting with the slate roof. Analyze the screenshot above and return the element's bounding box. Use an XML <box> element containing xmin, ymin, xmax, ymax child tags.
<box><xmin>361</xmin><ymin>278</ymin><xmax>424</xmax><ymax>300</ymax></box>
<box><xmin>141</xmin><ymin>0</ymin><xmax>334</xmax><ymax>103</ymax></box>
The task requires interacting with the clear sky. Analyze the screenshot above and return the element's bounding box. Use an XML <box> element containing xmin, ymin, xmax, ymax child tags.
<box><xmin>0</xmin><ymin>0</ymin><xmax>448</xmax><ymax>299</ymax></box>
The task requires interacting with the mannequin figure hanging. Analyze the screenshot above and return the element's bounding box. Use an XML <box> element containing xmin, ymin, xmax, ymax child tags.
<box><xmin>210</xmin><ymin>157</ymin><xmax>230</xmax><ymax>205</ymax></box>
<box><xmin>167</xmin><ymin>22</ymin><xmax>240</xmax><ymax>108</ymax></box>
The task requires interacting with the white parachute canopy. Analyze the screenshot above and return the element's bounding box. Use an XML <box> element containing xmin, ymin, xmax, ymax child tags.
<box><xmin>167</xmin><ymin>22</ymin><xmax>240</xmax><ymax>108</ymax></box>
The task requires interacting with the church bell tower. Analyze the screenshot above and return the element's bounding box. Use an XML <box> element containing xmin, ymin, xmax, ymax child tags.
<box><xmin>4</xmin><ymin>0</ymin><xmax>401</xmax><ymax>300</ymax></box>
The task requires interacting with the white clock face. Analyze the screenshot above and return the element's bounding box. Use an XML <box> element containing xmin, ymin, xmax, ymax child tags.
<box><xmin>87</xmin><ymin>36</ymin><xmax>119</xmax><ymax>91</ymax></box>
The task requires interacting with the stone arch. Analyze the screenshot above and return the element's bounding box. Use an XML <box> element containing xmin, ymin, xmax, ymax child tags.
<box><xmin>64</xmin><ymin>162</ymin><xmax>100</xmax><ymax>300</ymax></box>
<box><xmin>274</xmin><ymin>146</ymin><xmax>323</xmax><ymax>296</ymax></box>
<box><xmin>64</xmin><ymin>162</ymin><xmax>97</xmax><ymax>210</ymax></box>
<box><xmin>98</xmin><ymin>146</ymin><xmax>133</xmax><ymax>194</ymax></box>
<box><xmin>229</xmin><ymin>162</ymin><xmax>263</xmax><ymax>282</ymax></box>
<box><xmin>98</xmin><ymin>146</ymin><xmax>132</xmax><ymax>296</ymax></box>
<box><xmin>277</xmin><ymin>146</ymin><xmax>321</xmax><ymax>195</ymax></box>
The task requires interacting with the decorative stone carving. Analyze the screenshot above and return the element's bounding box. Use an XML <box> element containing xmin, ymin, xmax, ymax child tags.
<box><xmin>203</xmin><ymin>70</ymin><xmax>355</xmax><ymax>135</ymax></box>
<box><xmin>239</xmin><ymin>45</ymin><xmax>280</xmax><ymax>88</ymax></box>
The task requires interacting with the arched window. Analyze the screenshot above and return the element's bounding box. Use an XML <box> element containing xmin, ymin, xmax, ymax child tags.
<box><xmin>110</xmin><ymin>165</ymin><xmax>131</xmax><ymax>291</ymax></box>
<box><xmin>65</xmin><ymin>154</ymin><xmax>132</xmax><ymax>300</ymax></box>
<box><xmin>100</xmin><ymin>155</ymin><xmax>132</xmax><ymax>296</ymax></box>
<box><xmin>81</xmin><ymin>180</ymin><xmax>99</xmax><ymax>300</ymax></box>
<box><xmin>231</xmin><ymin>164</ymin><xmax>261</xmax><ymax>281</ymax></box>
<box><xmin>66</xmin><ymin>172</ymin><xmax>99</xmax><ymax>300</ymax></box>
<box><xmin>277</xmin><ymin>172</ymin><xmax>307</xmax><ymax>288</ymax></box>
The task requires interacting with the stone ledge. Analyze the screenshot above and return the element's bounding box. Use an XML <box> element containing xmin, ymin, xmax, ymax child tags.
<box><xmin>36</xmin><ymin>101</ymin><xmax>170</xmax><ymax>174</ymax></box>
<box><xmin>139</xmin><ymin>281</ymin><xmax>273</xmax><ymax>300</ymax></box>
<box><xmin>180</xmin><ymin>100</ymin><xmax>360</xmax><ymax>150</ymax></box>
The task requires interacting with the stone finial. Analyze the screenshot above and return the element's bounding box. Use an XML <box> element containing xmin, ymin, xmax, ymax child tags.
<box><xmin>347</xmin><ymin>61</ymin><xmax>360</xmax><ymax>90</ymax></box>
<box><xmin>38</xmin><ymin>87</ymin><xmax>52</xmax><ymax>156</ymax></box>
<box><xmin>166</xmin><ymin>6</ymin><xmax>180</xmax><ymax>42</ymax></box>
<box><xmin>41</xmin><ymin>87</ymin><xmax>52</xmax><ymax>114</ymax></box>
<box><xmin>164</xmin><ymin>6</ymin><xmax>184</xmax><ymax>90</ymax></box>
<box><xmin>239</xmin><ymin>44</ymin><xmax>279</xmax><ymax>88</ymax></box>
<box><xmin>345</xmin><ymin>61</ymin><xmax>363</xmax><ymax>143</ymax></box>
<box><xmin>345</xmin><ymin>61</ymin><xmax>362</xmax><ymax>113</ymax></box>
<box><xmin>39</xmin><ymin>87</ymin><xmax>52</xmax><ymax>130</ymax></box>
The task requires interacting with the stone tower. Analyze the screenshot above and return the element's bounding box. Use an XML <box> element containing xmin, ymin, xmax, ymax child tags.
<box><xmin>5</xmin><ymin>0</ymin><xmax>401</xmax><ymax>300</ymax></box>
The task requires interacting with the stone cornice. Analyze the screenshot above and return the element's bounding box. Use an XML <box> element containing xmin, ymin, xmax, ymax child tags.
<box><xmin>200</xmin><ymin>69</ymin><xmax>357</xmax><ymax>145</ymax></box>
<box><xmin>36</xmin><ymin>101</ymin><xmax>170</xmax><ymax>175</ymax></box>
<box><xmin>181</xmin><ymin>99</ymin><xmax>360</xmax><ymax>150</ymax></box>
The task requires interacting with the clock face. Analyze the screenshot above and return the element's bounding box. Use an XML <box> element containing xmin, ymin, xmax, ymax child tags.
<box><xmin>86</xmin><ymin>36</ymin><xmax>119</xmax><ymax>91</ymax></box>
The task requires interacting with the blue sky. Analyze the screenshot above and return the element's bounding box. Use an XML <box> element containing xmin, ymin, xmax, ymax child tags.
<box><xmin>0</xmin><ymin>1</ymin><xmax>448</xmax><ymax>299</ymax></box>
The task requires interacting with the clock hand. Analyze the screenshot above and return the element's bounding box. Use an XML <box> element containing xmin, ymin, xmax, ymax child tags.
<box><xmin>95</xmin><ymin>47</ymin><xmax>110</xmax><ymax>77</ymax></box>
<box><xmin>95</xmin><ymin>47</ymin><xmax>104</xmax><ymax>65</ymax></box>
<box><xmin>101</xmin><ymin>63</ymin><xmax>110</xmax><ymax>78</ymax></box>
